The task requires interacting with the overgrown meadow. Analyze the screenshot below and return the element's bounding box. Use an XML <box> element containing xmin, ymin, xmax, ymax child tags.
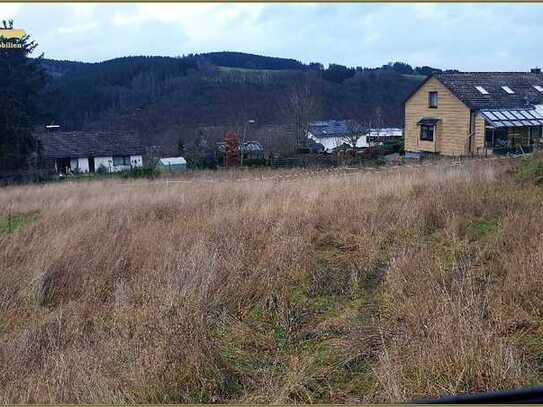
<box><xmin>1</xmin><ymin>157</ymin><xmax>543</xmax><ymax>403</ymax></box>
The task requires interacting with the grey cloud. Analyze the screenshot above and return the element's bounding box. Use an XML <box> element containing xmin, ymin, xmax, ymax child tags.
<box><xmin>4</xmin><ymin>3</ymin><xmax>543</xmax><ymax>71</ymax></box>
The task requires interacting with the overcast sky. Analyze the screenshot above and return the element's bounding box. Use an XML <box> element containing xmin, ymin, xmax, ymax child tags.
<box><xmin>2</xmin><ymin>2</ymin><xmax>542</xmax><ymax>71</ymax></box>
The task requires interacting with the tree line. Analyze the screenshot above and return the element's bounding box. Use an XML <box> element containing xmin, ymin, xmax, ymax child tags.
<box><xmin>0</xmin><ymin>20</ymin><xmax>47</xmax><ymax>174</ymax></box>
<box><xmin>40</xmin><ymin>55</ymin><xmax>427</xmax><ymax>133</ymax></box>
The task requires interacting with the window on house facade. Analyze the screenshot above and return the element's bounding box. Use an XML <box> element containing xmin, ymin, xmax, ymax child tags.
<box><xmin>485</xmin><ymin>127</ymin><xmax>495</xmax><ymax>147</ymax></box>
<box><xmin>428</xmin><ymin>91</ymin><xmax>438</xmax><ymax>108</ymax></box>
<box><xmin>485</xmin><ymin>127</ymin><xmax>509</xmax><ymax>148</ymax></box>
<box><xmin>501</xmin><ymin>86</ymin><xmax>515</xmax><ymax>94</ymax></box>
<box><xmin>420</xmin><ymin>125</ymin><xmax>435</xmax><ymax>141</ymax></box>
<box><xmin>113</xmin><ymin>156</ymin><xmax>130</xmax><ymax>166</ymax></box>
<box><xmin>530</xmin><ymin>126</ymin><xmax>543</xmax><ymax>144</ymax></box>
<box><xmin>494</xmin><ymin>128</ymin><xmax>509</xmax><ymax>148</ymax></box>
<box><xmin>475</xmin><ymin>86</ymin><xmax>489</xmax><ymax>95</ymax></box>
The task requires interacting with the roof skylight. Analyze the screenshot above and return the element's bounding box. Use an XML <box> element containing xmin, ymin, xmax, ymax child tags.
<box><xmin>475</xmin><ymin>86</ymin><xmax>489</xmax><ymax>95</ymax></box>
<box><xmin>534</xmin><ymin>85</ymin><xmax>543</xmax><ymax>93</ymax></box>
<box><xmin>501</xmin><ymin>86</ymin><xmax>515</xmax><ymax>94</ymax></box>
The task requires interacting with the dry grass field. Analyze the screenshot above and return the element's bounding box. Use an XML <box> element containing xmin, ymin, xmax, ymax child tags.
<box><xmin>2</xmin><ymin>157</ymin><xmax>543</xmax><ymax>403</ymax></box>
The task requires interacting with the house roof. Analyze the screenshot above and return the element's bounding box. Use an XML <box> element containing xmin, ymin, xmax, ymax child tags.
<box><xmin>435</xmin><ymin>72</ymin><xmax>543</xmax><ymax>110</ymax></box>
<box><xmin>216</xmin><ymin>141</ymin><xmax>264</xmax><ymax>153</ymax></box>
<box><xmin>404</xmin><ymin>72</ymin><xmax>543</xmax><ymax>110</ymax></box>
<box><xmin>417</xmin><ymin>117</ymin><xmax>440</xmax><ymax>126</ymax></box>
<box><xmin>159</xmin><ymin>157</ymin><xmax>186</xmax><ymax>166</ymax></box>
<box><xmin>35</xmin><ymin>130</ymin><xmax>144</xmax><ymax>159</ymax></box>
<box><xmin>480</xmin><ymin>107</ymin><xmax>543</xmax><ymax>128</ymax></box>
<box><xmin>309</xmin><ymin>120</ymin><xmax>350</xmax><ymax>138</ymax></box>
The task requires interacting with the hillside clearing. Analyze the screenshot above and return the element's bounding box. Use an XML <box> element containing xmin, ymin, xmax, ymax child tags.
<box><xmin>1</xmin><ymin>158</ymin><xmax>543</xmax><ymax>403</ymax></box>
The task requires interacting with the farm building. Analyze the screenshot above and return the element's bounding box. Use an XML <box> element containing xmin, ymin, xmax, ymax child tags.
<box><xmin>156</xmin><ymin>157</ymin><xmax>187</xmax><ymax>172</ymax></box>
<box><xmin>404</xmin><ymin>70</ymin><xmax>543</xmax><ymax>157</ymax></box>
<box><xmin>35</xmin><ymin>129</ymin><xmax>144</xmax><ymax>174</ymax></box>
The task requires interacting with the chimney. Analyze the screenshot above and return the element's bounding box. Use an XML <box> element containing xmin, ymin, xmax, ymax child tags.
<box><xmin>531</xmin><ymin>68</ymin><xmax>541</xmax><ymax>74</ymax></box>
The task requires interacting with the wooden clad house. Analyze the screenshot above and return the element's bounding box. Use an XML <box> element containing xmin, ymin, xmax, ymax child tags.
<box><xmin>404</xmin><ymin>70</ymin><xmax>543</xmax><ymax>156</ymax></box>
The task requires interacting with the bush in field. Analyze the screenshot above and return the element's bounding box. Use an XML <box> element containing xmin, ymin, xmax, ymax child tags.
<box><xmin>119</xmin><ymin>167</ymin><xmax>160</xmax><ymax>179</ymax></box>
<box><xmin>514</xmin><ymin>152</ymin><xmax>543</xmax><ymax>185</ymax></box>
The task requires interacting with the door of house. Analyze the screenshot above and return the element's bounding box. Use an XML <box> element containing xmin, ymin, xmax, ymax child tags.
<box><xmin>56</xmin><ymin>158</ymin><xmax>70</xmax><ymax>174</ymax></box>
<box><xmin>89</xmin><ymin>157</ymin><xmax>95</xmax><ymax>173</ymax></box>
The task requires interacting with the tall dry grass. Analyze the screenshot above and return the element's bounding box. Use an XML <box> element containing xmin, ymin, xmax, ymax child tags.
<box><xmin>0</xmin><ymin>160</ymin><xmax>542</xmax><ymax>403</ymax></box>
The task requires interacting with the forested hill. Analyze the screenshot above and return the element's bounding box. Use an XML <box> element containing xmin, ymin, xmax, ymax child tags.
<box><xmin>197</xmin><ymin>52</ymin><xmax>306</xmax><ymax>70</ymax></box>
<box><xmin>38</xmin><ymin>51</ymin><xmax>449</xmax><ymax>148</ymax></box>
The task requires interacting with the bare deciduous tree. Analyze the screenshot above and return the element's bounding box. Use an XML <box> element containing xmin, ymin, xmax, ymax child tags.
<box><xmin>282</xmin><ymin>75</ymin><xmax>321</xmax><ymax>149</ymax></box>
<box><xmin>342</xmin><ymin>119</ymin><xmax>371</xmax><ymax>149</ymax></box>
<box><xmin>366</xmin><ymin>107</ymin><xmax>385</xmax><ymax>148</ymax></box>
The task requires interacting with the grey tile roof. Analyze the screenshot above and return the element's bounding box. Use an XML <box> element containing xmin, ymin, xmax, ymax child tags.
<box><xmin>435</xmin><ymin>72</ymin><xmax>543</xmax><ymax>110</ymax></box>
<box><xmin>309</xmin><ymin>120</ymin><xmax>350</xmax><ymax>138</ymax></box>
<box><xmin>35</xmin><ymin>130</ymin><xmax>144</xmax><ymax>159</ymax></box>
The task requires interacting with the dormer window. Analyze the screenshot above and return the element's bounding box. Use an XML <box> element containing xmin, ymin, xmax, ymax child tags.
<box><xmin>428</xmin><ymin>91</ymin><xmax>438</xmax><ymax>108</ymax></box>
<box><xmin>501</xmin><ymin>86</ymin><xmax>515</xmax><ymax>94</ymax></box>
<box><xmin>534</xmin><ymin>85</ymin><xmax>543</xmax><ymax>93</ymax></box>
<box><xmin>475</xmin><ymin>86</ymin><xmax>489</xmax><ymax>95</ymax></box>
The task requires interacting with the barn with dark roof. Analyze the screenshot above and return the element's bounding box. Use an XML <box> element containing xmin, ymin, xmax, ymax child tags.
<box><xmin>404</xmin><ymin>70</ymin><xmax>543</xmax><ymax>156</ymax></box>
<box><xmin>35</xmin><ymin>129</ymin><xmax>145</xmax><ymax>174</ymax></box>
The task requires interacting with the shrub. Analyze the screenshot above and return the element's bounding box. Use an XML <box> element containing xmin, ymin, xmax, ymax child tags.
<box><xmin>119</xmin><ymin>167</ymin><xmax>159</xmax><ymax>179</ymax></box>
<box><xmin>514</xmin><ymin>153</ymin><xmax>543</xmax><ymax>185</ymax></box>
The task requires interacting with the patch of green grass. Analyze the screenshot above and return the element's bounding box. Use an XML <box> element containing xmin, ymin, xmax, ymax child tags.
<box><xmin>514</xmin><ymin>154</ymin><xmax>543</xmax><ymax>185</ymax></box>
<box><xmin>0</xmin><ymin>211</ymin><xmax>38</xmax><ymax>237</ymax></box>
<box><xmin>208</xmin><ymin>229</ymin><xmax>384</xmax><ymax>402</ymax></box>
<box><xmin>306</xmin><ymin>295</ymin><xmax>339</xmax><ymax>315</ymax></box>
<box><xmin>510</xmin><ymin>323</ymin><xmax>543</xmax><ymax>379</ymax></box>
<box><xmin>466</xmin><ymin>219</ymin><xmax>501</xmax><ymax>241</ymax></box>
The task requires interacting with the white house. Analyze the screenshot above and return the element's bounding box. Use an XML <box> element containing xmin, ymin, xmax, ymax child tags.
<box><xmin>36</xmin><ymin>129</ymin><xmax>144</xmax><ymax>174</ymax></box>
<box><xmin>307</xmin><ymin>120</ymin><xmax>403</xmax><ymax>153</ymax></box>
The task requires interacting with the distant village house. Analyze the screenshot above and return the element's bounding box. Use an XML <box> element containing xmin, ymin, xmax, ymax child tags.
<box><xmin>216</xmin><ymin>140</ymin><xmax>265</xmax><ymax>166</ymax></box>
<box><xmin>35</xmin><ymin>129</ymin><xmax>144</xmax><ymax>174</ymax></box>
<box><xmin>404</xmin><ymin>70</ymin><xmax>543</xmax><ymax>157</ymax></box>
<box><xmin>307</xmin><ymin>120</ymin><xmax>402</xmax><ymax>153</ymax></box>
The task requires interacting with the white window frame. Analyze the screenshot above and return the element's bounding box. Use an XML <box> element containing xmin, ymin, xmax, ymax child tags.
<box><xmin>475</xmin><ymin>86</ymin><xmax>489</xmax><ymax>95</ymax></box>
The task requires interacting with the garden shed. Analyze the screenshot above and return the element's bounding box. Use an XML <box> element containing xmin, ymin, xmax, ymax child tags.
<box><xmin>156</xmin><ymin>157</ymin><xmax>187</xmax><ymax>172</ymax></box>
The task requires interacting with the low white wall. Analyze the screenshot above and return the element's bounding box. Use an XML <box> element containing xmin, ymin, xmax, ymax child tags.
<box><xmin>310</xmin><ymin>135</ymin><xmax>369</xmax><ymax>152</ymax></box>
<box><xmin>95</xmin><ymin>157</ymin><xmax>113</xmax><ymax>172</ymax></box>
<box><xmin>130</xmin><ymin>155</ymin><xmax>143</xmax><ymax>168</ymax></box>
<box><xmin>95</xmin><ymin>155</ymin><xmax>143</xmax><ymax>173</ymax></box>
<box><xmin>69</xmin><ymin>157</ymin><xmax>90</xmax><ymax>173</ymax></box>
<box><xmin>78</xmin><ymin>158</ymin><xmax>89</xmax><ymax>173</ymax></box>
